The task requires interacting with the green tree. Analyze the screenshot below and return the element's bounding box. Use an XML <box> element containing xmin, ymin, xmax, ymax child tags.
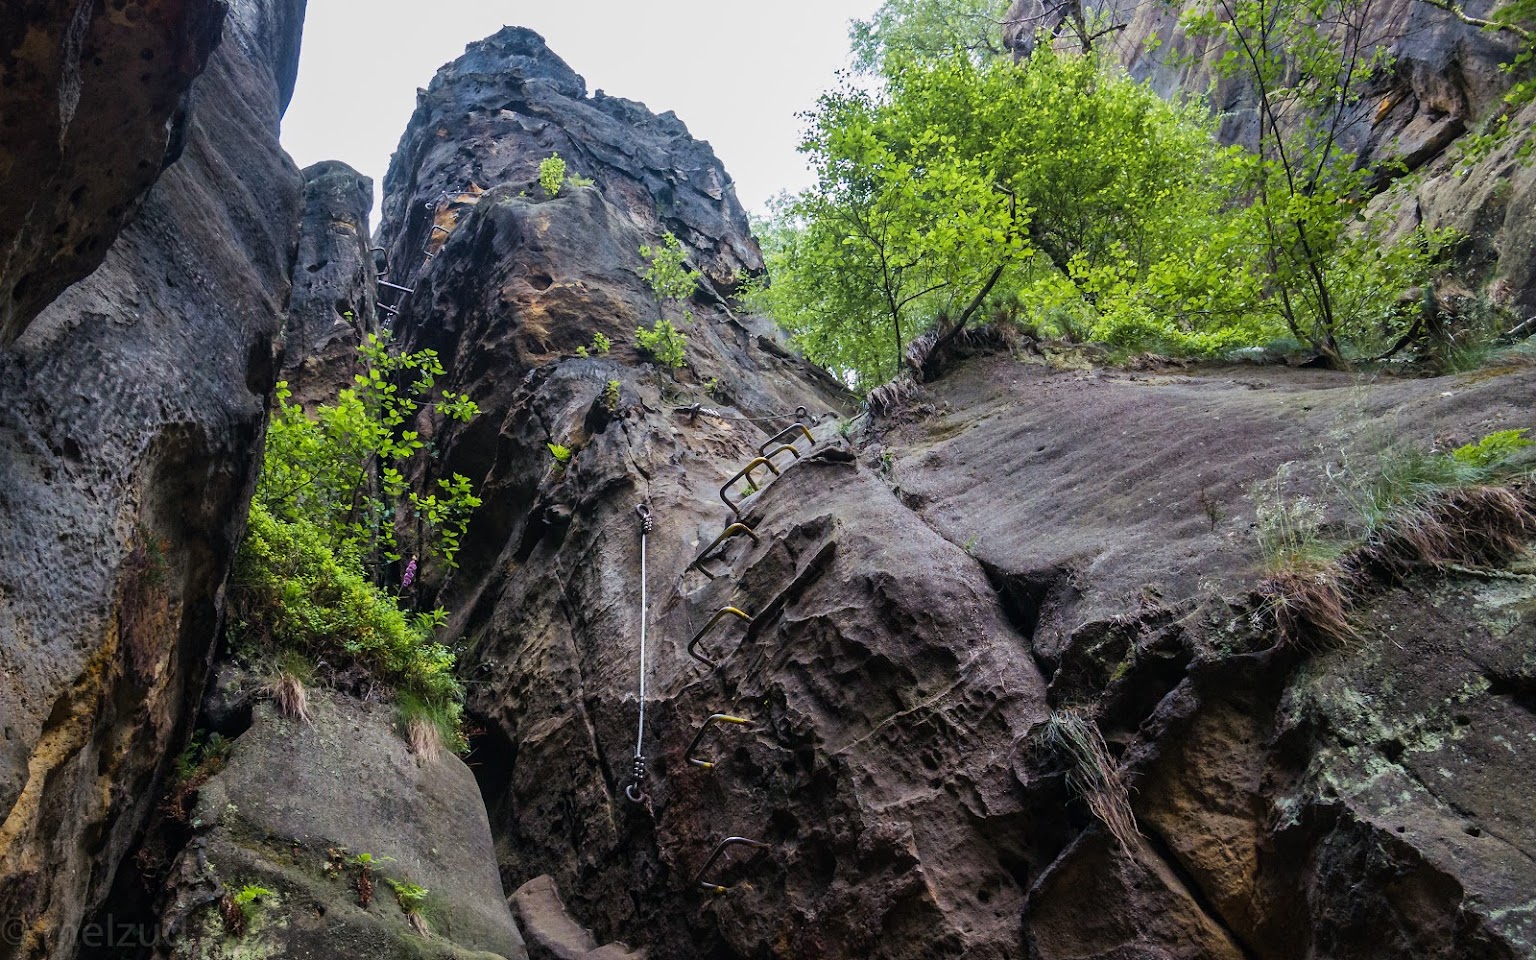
<box><xmin>232</xmin><ymin>334</ymin><xmax>481</xmax><ymax>738</ymax></box>
<box><xmin>1182</xmin><ymin>0</ymin><xmax>1448</xmax><ymax>365</ymax></box>
<box><xmin>636</xmin><ymin>233</ymin><xmax>699</xmax><ymax>370</ymax></box>
<box><xmin>256</xmin><ymin>332</ymin><xmax>480</xmax><ymax>576</ymax></box>
<box><xmin>760</xmin><ymin>48</ymin><xmax>1263</xmax><ymax>387</ymax></box>
<box><xmin>850</xmin><ymin>0</ymin><xmax>1015</xmax><ymax>70</ymax></box>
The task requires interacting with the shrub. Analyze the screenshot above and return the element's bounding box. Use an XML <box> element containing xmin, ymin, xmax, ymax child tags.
<box><xmin>636</xmin><ymin>319</ymin><xmax>688</xmax><ymax>369</ymax></box>
<box><xmin>539</xmin><ymin>153</ymin><xmax>566</xmax><ymax>197</ymax></box>
<box><xmin>1452</xmin><ymin>429</ymin><xmax>1533</xmax><ymax>469</ymax></box>
<box><xmin>233</xmin><ymin>504</ymin><xmax>461</xmax><ymax>709</ymax></box>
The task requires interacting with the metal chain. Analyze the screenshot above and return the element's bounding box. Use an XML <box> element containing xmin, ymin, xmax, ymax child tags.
<box><xmin>674</xmin><ymin>403</ymin><xmax>820</xmax><ymax>424</ymax></box>
<box><xmin>625</xmin><ymin>503</ymin><xmax>654</xmax><ymax>804</ymax></box>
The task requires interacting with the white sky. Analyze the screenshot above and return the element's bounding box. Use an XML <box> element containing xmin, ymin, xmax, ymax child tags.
<box><xmin>280</xmin><ymin>0</ymin><xmax>884</xmax><ymax>225</ymax></box>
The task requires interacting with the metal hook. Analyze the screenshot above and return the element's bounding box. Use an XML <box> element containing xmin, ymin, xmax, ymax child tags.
<box><xmin>687</xmin><ymin>607</ymin><xmax>754</xmax><ymax>668</ymax></box>
<box><xmin>635</xmin><ymin>502</ymin><xmax>653</xmax><ymax>533</ymax></box>
<box><xmin>758</xmin><ymin>423</ymin><xmax>814</xmax><ymax>458</ymax></box>
<box><xmin>689</xmin><ymin>522</ymin><xmax>759</xmax><ymax>577</ymax></box>
<box><xmin>760</xmin><ymin>444</ymin><xmax>802</xmax><ymax>470</ymax></box>
<box><xmin>694</xmin><ymin>837</ymin><xmax>772</xmax><ymax>894</ymax></box>
<box><xmin>686</xmin><ymin>714</ymin><xmax>751</xmax><ymax>769</ymax></box>
<box><xmin>719</xmin><ymin>458</ymin><xmax>780</xmax><ymax>518</ymax></box>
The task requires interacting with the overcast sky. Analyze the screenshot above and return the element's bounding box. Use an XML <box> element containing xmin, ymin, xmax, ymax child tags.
<box><xmin>280</xmin><ymin>0</ymin><xmax>883</xmax><ymax>225</ymax></box>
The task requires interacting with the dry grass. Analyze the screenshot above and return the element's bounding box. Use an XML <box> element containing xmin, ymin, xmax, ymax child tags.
<box><xmin>1366</xmin><ymin>484</ymin><xmax>1533</xmax><ymax>577</ymax></box>
<box><xmin>1262</xmin><ymin>483</ymin><xmax>1534</xmax><ymax>651</ymax></box>
<box><xmin>262</xmin><ymin>670</ymin><xmax>312</xmax><ymax>726</ymax></box>
<box><xmin>868</xmin><ymin>376</ymin><xmax>921</xmax><ymax>417</ymax></box>
<box><xmin>405</xmin><ymin>715</ymin><xmax>443</xmax><ymax>760</ymax></box>
<box><xmin>1259</xmin><ymin>564</ymin><xmax>1357</xmax><ymax>651</ymax></box>
<box><xmin>1039</xmin><ymin>710</ymin><xmax>1141</xmax><ymax>854</ymax></box>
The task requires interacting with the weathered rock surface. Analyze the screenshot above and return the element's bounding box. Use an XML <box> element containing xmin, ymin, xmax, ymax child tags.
<box><xmin>378</xmin><ymin>26</ymin><xmax>762</xmax><ymax>297</ymax></box>
<box><xmin>378</xmin><ymin>26</ymin><xmax>1536</xmax><ymax>960</ymax></box>
<box><xmin>155</xmin><ymin>693</ymin><xmax>527</xmax><ymax>960</ymax></box>
<box><xmin>284</xmin><ymin>159</ymin><xmax>379</xmax><ymax>407</ymax></box>
<box><xmin>0</xmin><ymin>2</ymin><xmax>306</xmax><ymax>956</ymax></box>
<box><xmin>881</xmin><ymin>352</ymin><xmax>1536</xmax><ymax>959</ymax></box>
<box><xmin>512</xmin><ymin>875</ymin><xmax>644</xmax><ymax>960</ymax></box>
<box><xmin>1009</xmin><ymin>0</ymin><xmax>1536</xmax><ymax>313</ymax></box>
<box><xmin>1</xmin><ymin>0</ymin><xmax>230</xmax><ymax>344</ymax></box>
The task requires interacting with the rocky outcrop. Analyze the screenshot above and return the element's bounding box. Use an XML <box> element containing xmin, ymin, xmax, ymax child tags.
<box><xmin>154</xmin><ymin>692</ymin><xmax>527</xmax><ymax>959</ymax></box>
<box><xmin>0</xmin><ymin>2</ymin><xmax>306</xmax><ymax>956</ymax></box>
<box><xmin>1007</xmin><ymin>0</ymin><xmax>1536</xmax><ymax>314</ymax></box>
<box><xmin>375</xmin><ymin>25</ymin><xmax>1536</xmax><ymax>960</ymax></box>
<box><xmin>1</xmin><ymin>0</ymin><xmax>230</xmax><ymax>345</ymax></box>
<box><xmin>378</xmin><ymin>26</ymin><xmax>762</xmax><ymax>297</ymax></box>
<box><xmin>881</xmin><ymin>352</ymin><xmax>1536</xmax><ymax>958</ymax></box>
<box><xmin>284</xmin><ymin>160</ymin><xmax>378</xmax><ymax>408</ymax></box>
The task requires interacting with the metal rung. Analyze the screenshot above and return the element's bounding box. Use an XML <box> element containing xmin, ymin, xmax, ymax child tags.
<box><xmin>695</xmin><ymin>837</ymin><xmax>771</xmax><ymax>894</ymax></box>
<box><xmin>379</xmin><ymin>280</ymin><xmax>414</xmax><ymax>294</ymax></box>
<box><xmin>430</xmin><ymin>224</ymin><xmax>453</xmax><ymax>237</ymax></box>
<box><xmin>689</xmin><ymin>522</ymin><xmax>759</xmax><ymax>577</ymax></box>
<box><xmin>379</xmin><ymin>303</ymin><xmax>401</xmax><ymax>316</ymax></box>
<box><xmin>686</xmin><ymin>714</ymin><xmax>751</xmax><ymax>768</ymax></box>
<box><xmin>687</xmin><ymin>607</ymin><xmax>753</xmax><ymax>668</ymax></box>
<box><xmin>760</xmin><ymin>444</ymin><xmax>801</xmax><ymax>470</ymax></box>
<box><xmin>758</xmin><ymin>423</ymin><xmax>814</xmax><ymax>457</ymax></box>
<box><xmin>719</xmin><ymin>458</ymin><xmax>780</xmax><ymax>518</ymax></box>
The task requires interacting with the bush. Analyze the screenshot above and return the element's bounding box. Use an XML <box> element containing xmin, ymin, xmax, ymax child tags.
<box><xmin>539</xmin><ymin>153</ymin><xmax>566</xmax><ymax>197</ymax></box>
<box><xmin>636</xmin><ymin>318</ymin><xmax>688</xmax><ymax>369</ymax></box>
<box><xmin>234</xmin><ymin>505</ymin><xmax>461</xmax><ymax>708</ymax></box>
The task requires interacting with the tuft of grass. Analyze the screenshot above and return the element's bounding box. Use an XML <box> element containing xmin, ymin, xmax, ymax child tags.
<box><xmin>1037</xmin><ymin>710</ymin><xmax>1140</xmax><ymax>854</ymax></box>
<box><xmin>1259</xmin><ymin>565</ymin><xmax>1356</xmax><ymax>651</ymax></box>
<box><xmin>1253</xmin><ymin>464</ymin><xmax>1342</xmax><ymax>571</ymax></box>
<box><xmin>262</xmin><ymin>650</ymin><xmax>314</xmax><ymax>725</ymax></box>
<box><xmin>398</xmin><ymin>691</ymin><xmax>467</xmax><ymax>758</ymax></box>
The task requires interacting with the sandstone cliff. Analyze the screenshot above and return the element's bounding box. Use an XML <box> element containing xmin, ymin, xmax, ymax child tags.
<box><xmin>0</xmin><ymin>2</ymin><xmax>305</xmax><ymax>956</ymax></box>
<box><xmin>375</xmin><ymin>26</ymin><xmax>1536</xmax><ymax>960</ymax></box>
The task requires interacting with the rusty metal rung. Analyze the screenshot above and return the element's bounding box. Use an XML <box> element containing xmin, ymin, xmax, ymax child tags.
<box><xmin>719</xmin><ymin>457</ymin><xmax>779</xmax><ymax>518</ymax></box>
<box><xmin>687</xmin><ymin>607</ymin><xmax>754</xmax><ymax>668</ymax></box>
<box><xmin>686</xmin><ymin>714</ymin><xmax>751</xmax><ymax>769</ymax></box>
<box><xmin>694</xmin><ymin>837</ymin><xmax>772</xmax><ymax>894</ymax></box>
<box><xmin>689</xmin><ymin>522</ymin><xmax>759</xmax><ymax>577</ymax></box>
<box><xmin>758</xmin><ymin>423</ymin><xmax>814</xmax><ymax>457</ymax></box>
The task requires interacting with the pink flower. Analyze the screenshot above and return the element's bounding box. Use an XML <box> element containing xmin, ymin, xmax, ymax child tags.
<box><xmin>402</xmin><ymin>557</ymin><xmax>418</xmax><ymax>588</ymax></box>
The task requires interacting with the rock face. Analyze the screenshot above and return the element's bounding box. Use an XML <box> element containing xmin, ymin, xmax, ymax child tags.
<box><xmin>1</xmin><ymin>0</ymin><xmax>231</xmax><ymax>344</ymax></box>
<box><xmin>882</xmin><ymin>353</ymin><xmax>1536</xmax><ymax>959</ymax></box>
<box><xmin>0</xmin><ymin>2</ymin><xmax>306</xmax><ymax>956</ymax></box>
<box><xmin>1007</xmin><ymin>0</ymin><xmax>1536</xmax><ymax>314</ymax></box>
<box><xmin>155</xmin><ymin>692</ymin><xmax>527</xmax><ymax>960</ymax></box>
<box><xmin>379</xmin><ymin>26</ymin><xmax>1536</xmax><ymax>960</ymax></box>
<box><xmin>379</xmin><ymin>26</ymin><xmax>761</xmax><ymax>297</ymax></box>
<box><xmin>284</xmin><ymin>159</ymin><xmax>379</xmax><ymax>408</ymax></box>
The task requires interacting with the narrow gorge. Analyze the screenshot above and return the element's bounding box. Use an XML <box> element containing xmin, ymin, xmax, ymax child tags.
<box><xmin>0</xmin><ymin>4</ymin><xmax>1533</xmax><ymax>960</ymax></box>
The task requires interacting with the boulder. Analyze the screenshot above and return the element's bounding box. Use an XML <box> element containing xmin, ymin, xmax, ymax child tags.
<box><xmin>154</xmin><ymin>694</ymin><xmax>527</xmax><ymax>960</ymax></box>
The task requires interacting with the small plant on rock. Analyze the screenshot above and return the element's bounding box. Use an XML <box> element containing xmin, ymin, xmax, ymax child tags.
<box><xmin>603</xmin><ymin>379</ymin><xmax>622</xmax><ymax>412</ymax></box>
<box><xmin>221</xmin><ymin>884</ymin><xmax>274</xmax><ymax>938</ymax></box>
<box><xmin>636</xmin><ymin>319</ymin><xmax>688</xmax><ymax>369</ymax></box>
<box><xmin>547</xmin><ymin>442</ymin><xmax>573</xmax><ymax>465</ymax></box>
<box><xmin>539</xmin><ymin>153</ymin><xmax>566</xmax><ymax>198</ymax></box>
